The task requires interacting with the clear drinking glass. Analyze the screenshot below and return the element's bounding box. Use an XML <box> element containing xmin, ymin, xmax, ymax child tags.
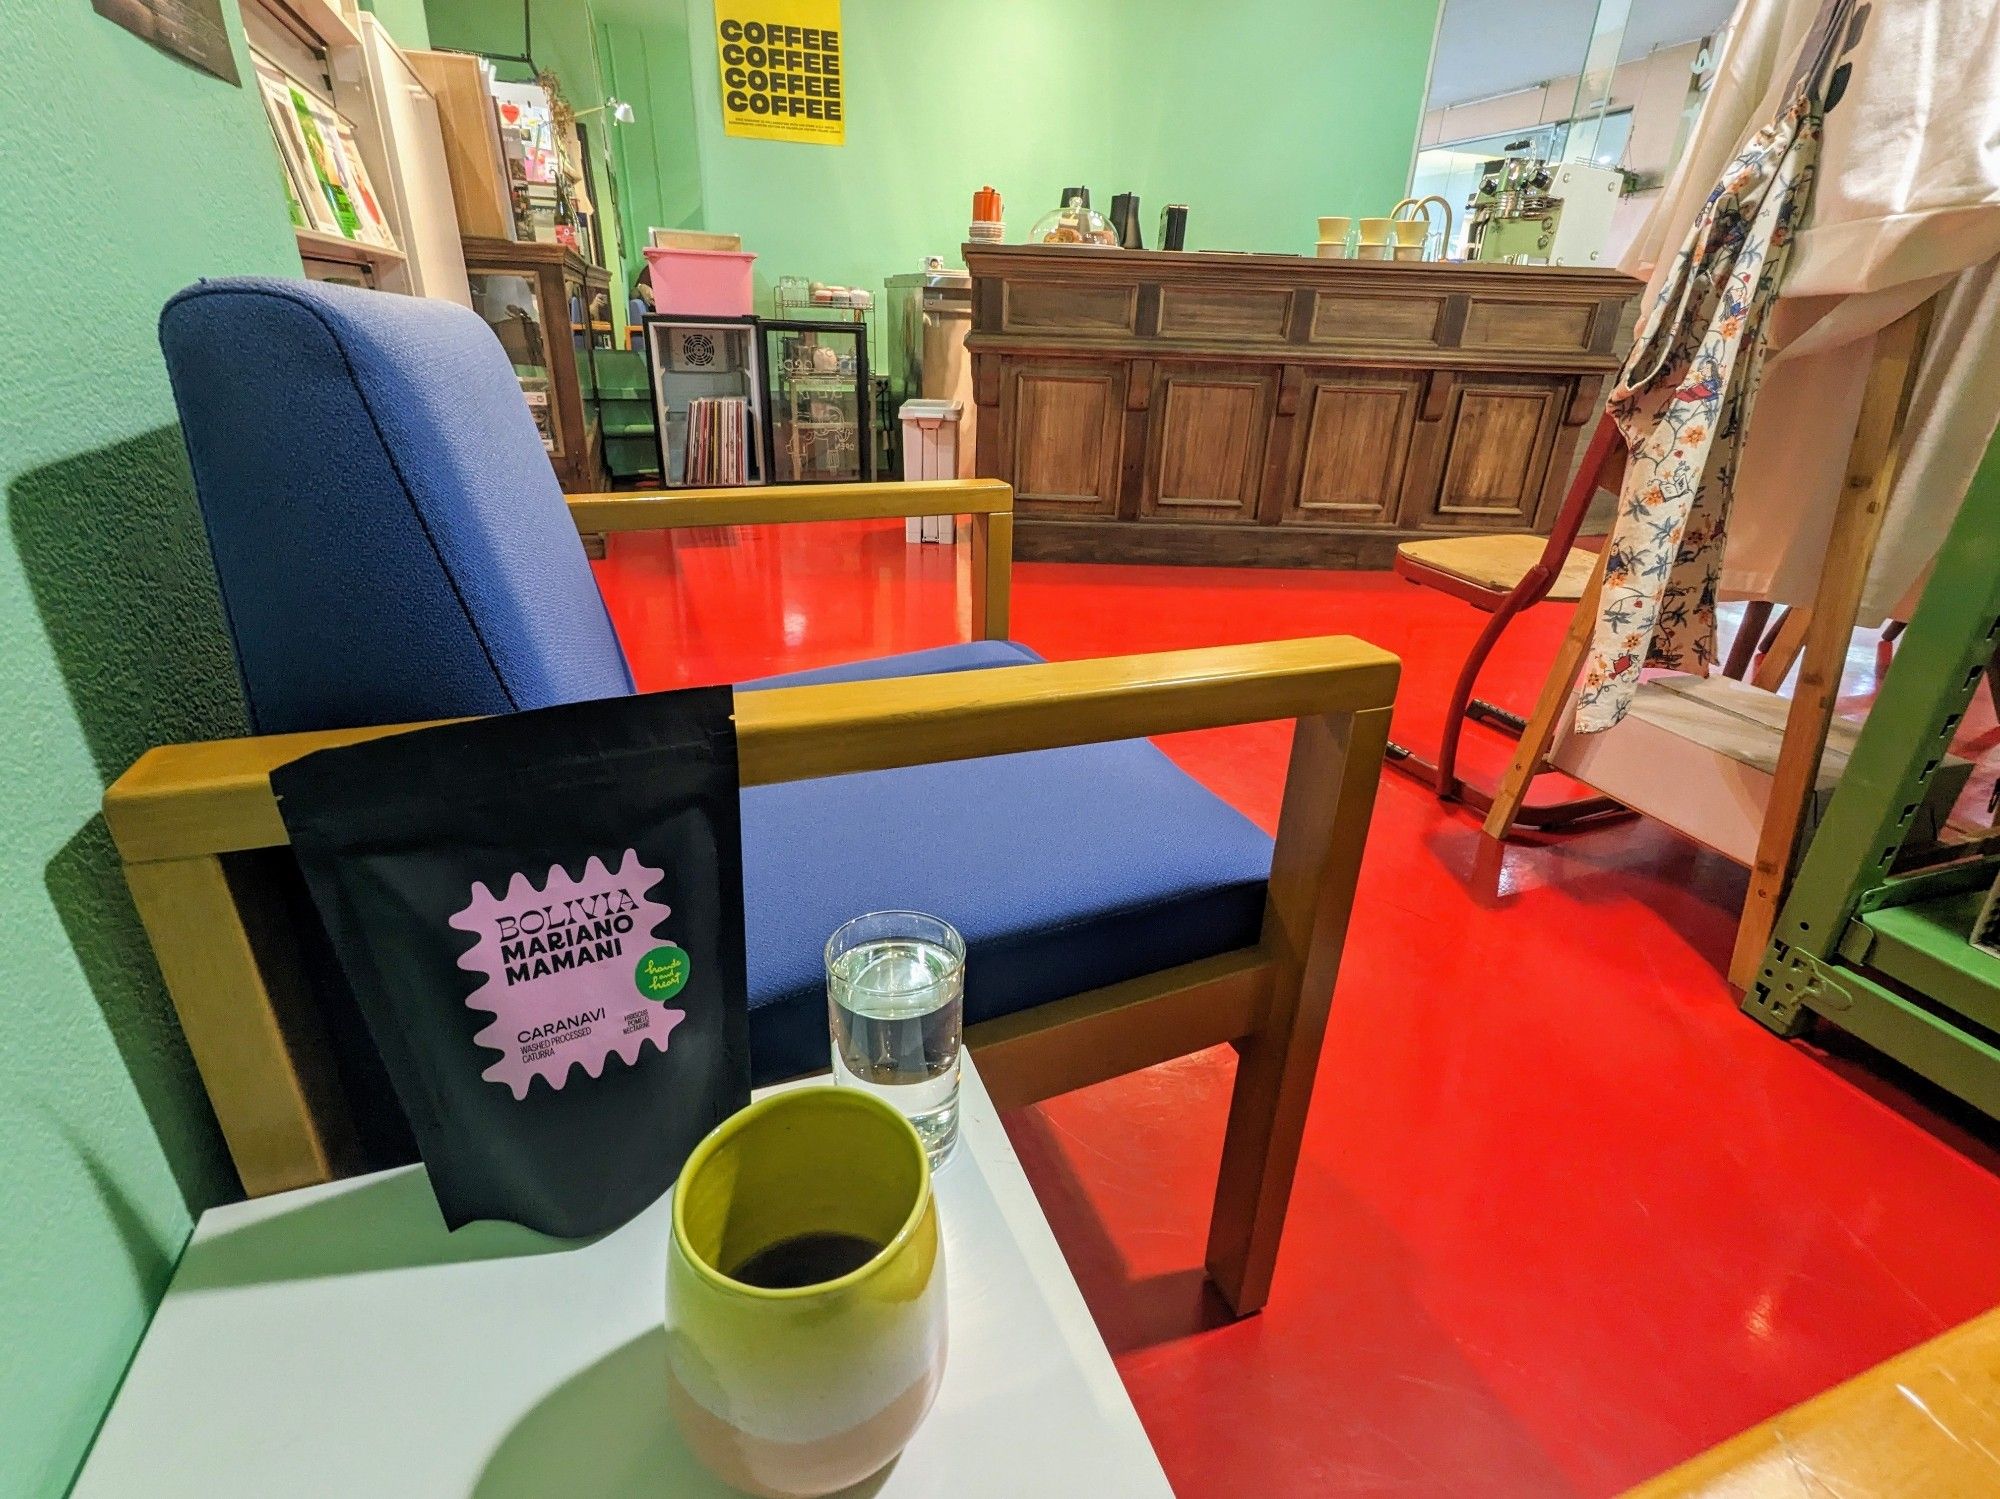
<box><xmin>825</xmin><ymin>911</ymin><xmax>965</xmax><ymax>1166</ymax></box>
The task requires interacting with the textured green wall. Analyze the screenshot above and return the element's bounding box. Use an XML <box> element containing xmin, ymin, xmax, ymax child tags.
<box><xmin>0</xmin><ymin>6</ymin><xmax>296</xmax><ymax>1495</ymax></box>
<box><xmin>679</xmin><ymin>0</ymin><xmax>1443</xmax><ymax>301</ymax></box>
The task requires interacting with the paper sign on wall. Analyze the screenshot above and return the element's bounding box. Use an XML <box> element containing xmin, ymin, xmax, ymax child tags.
<box><xmin>714</xmin><ymin>0</ymin><xmax>845</xmax><ymax>146</ymax></box>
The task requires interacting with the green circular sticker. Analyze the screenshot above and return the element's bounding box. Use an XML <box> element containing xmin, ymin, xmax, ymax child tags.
<box><xmin>634</xmin><ymin>944</ymin><xmax>690</xmax><ymax>1002</ymax></box>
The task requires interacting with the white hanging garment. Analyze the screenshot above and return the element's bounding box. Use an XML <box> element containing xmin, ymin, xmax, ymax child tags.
<box><xmin>1621</xmin><ymin>0</ymin><xmax>2000</xmax><ymax>623</ymax></box>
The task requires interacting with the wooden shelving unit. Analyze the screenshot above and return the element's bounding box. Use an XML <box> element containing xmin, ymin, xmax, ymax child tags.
<box><xmin>277</xmin><ymin>0</ymin><xmax>361</xmax><ymax>48</ymax></box>
<box><xmin>245</xmin><ymin>0</ymin><xmax>468</xmax><ymax>302</ymax></box>
<box><xmin>293</xmin><ymin>226</ymin><xmax>406</xmax><ymax>268</ymax></box>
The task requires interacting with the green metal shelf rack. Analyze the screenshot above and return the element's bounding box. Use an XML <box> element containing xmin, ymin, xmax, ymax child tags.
<box><xmin>1745</xmin><ymin>426</ymin><xmax>2000</xmax><ymax>1116</ymax></box>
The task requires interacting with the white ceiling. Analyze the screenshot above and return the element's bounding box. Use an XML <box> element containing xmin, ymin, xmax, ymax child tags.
<box><xmin>1426</xmin><ymin>0</ymin><xmax>1740</xmax><ymax>110</ymax></box>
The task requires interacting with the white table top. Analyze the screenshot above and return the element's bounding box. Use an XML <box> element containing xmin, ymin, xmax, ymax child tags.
<box><xmin>75</xmin><ymin>1058</ymin><xmax>1172</xmax><ymax>1497</ymax></box>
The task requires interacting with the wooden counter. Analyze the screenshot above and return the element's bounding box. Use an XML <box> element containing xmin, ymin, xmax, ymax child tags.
<box><xmin>965</xmin><ymin>243</ymin><xmax>1638</xmax><ymax>568</ymax></box>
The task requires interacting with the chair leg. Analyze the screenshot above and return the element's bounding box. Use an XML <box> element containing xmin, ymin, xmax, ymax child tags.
<box><xmin>1433</xmin><ymin>589</ymin><xmax>1541</xmax><ymax>797</ymax></box>
<box><xmin>121</xmin><ymin>851</ymin><xmax>359</xmax><ymax>1196</ymax></box>
<box><xmin>1207</xmin><ymin>707</ymin><xmax>1389</xmax><ymax>1316</ymax></box>
<box><xmin>1483</xmin><ymin>551</ymin><xmax>1609</xmax><ymax>842</ymax></box>
<box><xmin>1729</xmin><ymin>306</ymin><xmax>1931</xmax><ymax>990</ymax></box>
<box><xmin>1722</xmin><ymin>600</ymin><xmax>1774</xmax><ymax>680</ymax></box>
<box><xmin>1750</xmin><ymin>607</ymin><xmax>1810</xmax><ymax>692</ymax></box>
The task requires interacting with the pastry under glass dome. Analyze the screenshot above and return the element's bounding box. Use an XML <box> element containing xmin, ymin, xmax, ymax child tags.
<box><xmin>1030</xmin><ymin>195</ymin><xmax>1120</xmax><ymax>248</ymax></box>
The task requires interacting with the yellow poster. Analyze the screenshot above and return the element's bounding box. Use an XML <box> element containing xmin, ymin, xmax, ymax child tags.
<box><xmin>714</xmin><ymin>0</ymin><xmax>845</xmax><ymax>146</ymax></box>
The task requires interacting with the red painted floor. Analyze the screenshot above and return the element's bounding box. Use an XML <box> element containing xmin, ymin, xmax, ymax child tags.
<box><xmin>595</xmin><ymin>521</ymin><xmax>2000</xmax><ymax>1498</ymax></box>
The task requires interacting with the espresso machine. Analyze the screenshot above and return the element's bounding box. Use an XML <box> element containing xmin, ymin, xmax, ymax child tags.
<box><xmin>1466</xmin><ymin>156</ymin><xmax>1621</xmax><ymax>266</ymax></box>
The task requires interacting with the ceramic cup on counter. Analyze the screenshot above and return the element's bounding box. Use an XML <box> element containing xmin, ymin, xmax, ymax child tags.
<box><xmin>1315</xmin><ymin>216</ymin><xmax>1352</xmax><ymax>258</ymax></box>
<box><xmin>665</xmin><ymin>1087</ymin><xmax>947</xmax><ymax>1499</ymax></box>
<box><xmin>1356</xmin><ymin>217</ymin><xmax>1396</xmax><ymax>260</ymax></box>
<box><xmin>1389</xmin><ymin>219</ymin><xmax>1429</xmax><ymax>261</ymax></box>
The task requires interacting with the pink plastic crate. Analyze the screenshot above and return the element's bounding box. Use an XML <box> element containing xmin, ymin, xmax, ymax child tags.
<box><xmin>641</xmin><ymin>246</ymin><xmax>757</xmax><ymax>316</ymax></box>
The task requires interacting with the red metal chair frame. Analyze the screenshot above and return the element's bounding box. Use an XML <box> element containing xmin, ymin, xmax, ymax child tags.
<box><xmin>1384</xmin><ymin>413</ymin><xmax>1629</xmax><ymax>828</ymax></box>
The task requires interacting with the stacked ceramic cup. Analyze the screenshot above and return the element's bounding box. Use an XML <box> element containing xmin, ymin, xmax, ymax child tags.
<box><xmin>1315</xmin><ymin>216</ymin><xmax>1352</xmax><ymax>258</ymax></box>
<box><xmin>1355</xmin><ymin>218</ymin><xmax>1396</xmax><ymax>260</ymax></box>
<box><xmin>969</xmin><ymin>184</ymin><xmax>1004</xmax><ymax>244</ymax></box>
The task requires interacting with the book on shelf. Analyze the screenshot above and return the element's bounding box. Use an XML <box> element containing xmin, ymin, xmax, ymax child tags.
<box><xmin>252</xmin><ymin>51</ymin><xmax>400</xmax><ymax>255</ymax></box>
<box><xmin>334</xmin><ymin>121</ymin><xmax>397</xmax><ymax>249</ymax></box>
<box><xmin>256</xmin><ymin>60</ymin><xmax>335</xmax><ymax>235</ymax></box>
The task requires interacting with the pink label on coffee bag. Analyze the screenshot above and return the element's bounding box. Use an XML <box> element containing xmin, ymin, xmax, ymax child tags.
<box><xmin>449</xmin><ymin>850</ymin><xmax>685</xmax><ymax>1099</ymax></box>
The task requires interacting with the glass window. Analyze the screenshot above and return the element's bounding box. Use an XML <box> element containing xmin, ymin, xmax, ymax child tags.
<box><xmin>469</xmin><ymin>271</ymin><xmax>557</xmax><ymax>455</ymax></box>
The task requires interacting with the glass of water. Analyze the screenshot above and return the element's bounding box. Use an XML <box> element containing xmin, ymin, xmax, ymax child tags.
<box><xmin>825</xmin><ymin>911</ymin><xmax>965</xmax><ymax>1166</ymax></box>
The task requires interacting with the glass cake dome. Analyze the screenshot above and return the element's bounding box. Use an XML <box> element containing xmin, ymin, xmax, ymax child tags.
<box><xmin>1030</xmin><ymin>194</ymin><xmax>1120</xmax><ymax>248</ymax></box>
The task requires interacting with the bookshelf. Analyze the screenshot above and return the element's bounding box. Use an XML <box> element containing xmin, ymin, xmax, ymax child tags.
<box><xmin>244</xmin><ymin>0</ymin><xmax>466</xmax><ymax>302</ymax></box>
<box><xmin>293</xmin><ymin>227</ymin><xmax>406</xmax><ymax>267</ymax></box>
<box><xmin>274</xmin><ymin>0</ymin><xmax>361</xmax><ymax>49</ymax></box>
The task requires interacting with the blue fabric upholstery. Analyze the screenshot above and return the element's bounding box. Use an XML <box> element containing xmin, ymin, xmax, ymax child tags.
<box><xmin>159</xmin><ymin>277</ymin><xmax>632</xmax><ymax>733</ymax></box>
<box><xmin>737</xmin><ymin>642</ymin><xmax>1273</xmax><ymax>1084</ymax></box>
<box><xmin>158</xmin><ymin>278</ymin><xmax>1272</xmax><ymax>1099</ymax></box>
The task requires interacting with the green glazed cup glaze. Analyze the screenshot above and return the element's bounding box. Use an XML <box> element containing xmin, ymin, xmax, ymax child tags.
<box><xmin>666</xmin><ymin>1087</ymin><xmax>947</xmax><ymax>1498</ymax></box>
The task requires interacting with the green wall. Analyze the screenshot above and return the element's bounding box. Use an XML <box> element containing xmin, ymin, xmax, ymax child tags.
<box><xmin>0</xmin><ymin>5</ymin><xmax>299</xmax><ymax>1496</ymax></box>
<box><xmin>597</xmin><ymin>0</ymin><xmax>707</xmax><ymax>270</ymax></box>
<box><xmin>679</xmin><ymin>0</ymin><xmax>1443</xmax><ymax>301</ymax></box>
<box><xmin>429</xmin><ymin>0</ymin><xmax>1440</xmax><ymax>308</ymax></box>
<box><xmin>362</xmin><ymin>0</ymin><xmax>433</xmax><ymax>50</ymax></box>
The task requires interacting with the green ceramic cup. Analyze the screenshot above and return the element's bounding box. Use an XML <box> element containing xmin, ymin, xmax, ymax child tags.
<box><xmin>666</xmin><ymin>1087</ymin><xmax>947</xmax><ymax>1498</ymax></box>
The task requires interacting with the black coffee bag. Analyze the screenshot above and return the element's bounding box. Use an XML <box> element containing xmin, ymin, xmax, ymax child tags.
<box><xmin>272</xmin><ymin>686</ymin><xmax>750</xmax><ymax>1237</ymax></box>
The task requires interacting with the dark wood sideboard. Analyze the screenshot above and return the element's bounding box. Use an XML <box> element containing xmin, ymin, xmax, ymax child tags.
<box><xmin>965</xmin><ymin>243</ymin><xmax>1638</xmax><ymax>567</ymax></box>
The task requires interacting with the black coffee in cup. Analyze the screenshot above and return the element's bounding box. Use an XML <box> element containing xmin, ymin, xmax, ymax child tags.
<box><xmin>729</xmin><ymin>1231</ymin><xmax>886</xmax><ymax>1289</ymax></box>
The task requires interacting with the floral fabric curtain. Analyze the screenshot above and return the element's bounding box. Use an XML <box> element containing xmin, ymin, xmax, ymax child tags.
<box><xmin>1574</xmin><ymin>91</ymin><xmax>1821</xmax><ymax>732</ymax></box>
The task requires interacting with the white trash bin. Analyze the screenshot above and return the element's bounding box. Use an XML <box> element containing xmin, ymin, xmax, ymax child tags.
<box><xmin>899</xmin><ymin>399</ymin><xmax>963</xmax><ymax>543</ymax></box>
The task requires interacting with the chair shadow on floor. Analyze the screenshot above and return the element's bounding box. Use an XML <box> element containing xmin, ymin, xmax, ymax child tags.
<box><xmin>11</xmin><ymin>426</ymin><xmax>251</xmax><ymax>1216</ymax></box>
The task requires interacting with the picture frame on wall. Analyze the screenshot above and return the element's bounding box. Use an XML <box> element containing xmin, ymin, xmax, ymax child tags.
<box><xmin>641</xmin><ymin>313</ymin><xmax>768</xmax><ymax>489</ymax></box>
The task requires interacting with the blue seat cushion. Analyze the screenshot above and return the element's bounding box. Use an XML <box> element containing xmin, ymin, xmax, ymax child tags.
<box><xmin>736</xmin><ymin>642</ymin><xmax>1273</xmax><ymax>1084</ymax></box>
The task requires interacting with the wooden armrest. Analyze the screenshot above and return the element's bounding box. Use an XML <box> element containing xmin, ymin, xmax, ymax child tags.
<box><xmin>565</xmin><ymin>478</ymin><xmax>1011</xmax><ymax>533</ymax></box>
<box><xmin>568</xmin><ymin>477</ymin><xmax>1016</xmax><ymax>640</ymax></box>
<box><xmin>104</xmin><ymin>636</ymin><xmax>1399</xmax><ymax>864</ymax></box>
<box><xmin>1622</xmin><ymin>1305</ymin><xmax>2000</xmax><ymax>1497</ymax></box>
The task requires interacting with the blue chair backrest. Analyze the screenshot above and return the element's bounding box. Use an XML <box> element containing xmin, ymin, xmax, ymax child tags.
<box><xmin>159</xmin><ymin>277</ymin><xmax>633</xmax><ymax>734</ymax></box>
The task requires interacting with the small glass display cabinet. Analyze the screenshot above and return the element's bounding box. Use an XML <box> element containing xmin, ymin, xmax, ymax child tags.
<box><xmin>462</xmin><ymin>236</ymin><xmax>610</xmax><ymax>492</ymax></box>
<box><xmin>762</xmin><ymin>319</ymin><xmax>873</xmax><ymax>484</ymax></box>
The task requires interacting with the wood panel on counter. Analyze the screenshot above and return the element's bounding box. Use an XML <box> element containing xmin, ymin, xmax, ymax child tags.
<box><xmin>966</xmin><ymin>244</ymin><xmax>1638</xmax><ymax>568</ymax></box>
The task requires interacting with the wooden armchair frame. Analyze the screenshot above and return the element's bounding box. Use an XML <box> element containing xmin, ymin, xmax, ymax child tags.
<box><xmin>103</xmin><ymin>478</ymin><xmax>1398</xmax><ymax>1317</ymax></box>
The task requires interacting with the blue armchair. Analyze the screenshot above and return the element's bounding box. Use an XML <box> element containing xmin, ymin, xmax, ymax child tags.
<box><xmin>109</xmin><ymin>277</ymin><xmax>1396</xmax><ymax>1314</ymax></box>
